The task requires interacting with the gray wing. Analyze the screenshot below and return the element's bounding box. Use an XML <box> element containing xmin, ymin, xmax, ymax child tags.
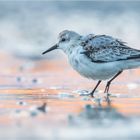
<box><xmin>80</xmin><ymin>35</ymin><xmax>140</xmax><ymax>63</ymax></box>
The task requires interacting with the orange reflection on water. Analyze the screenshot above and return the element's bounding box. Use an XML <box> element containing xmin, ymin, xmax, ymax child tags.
<box><xmin>0</xmin><ymin>52</ymin><xmax>140</xmax><ymax>127</ymax></box>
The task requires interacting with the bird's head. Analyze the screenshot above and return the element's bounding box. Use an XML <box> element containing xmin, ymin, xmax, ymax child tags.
<box><xmin>42</xmin><ymin>30</ymin><xmax>81</xmax><ymax>55</ymax></box>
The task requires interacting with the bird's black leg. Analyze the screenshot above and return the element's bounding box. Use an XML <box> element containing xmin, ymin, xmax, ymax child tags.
<box><xmin>90</xmin><ymin>80</ymin><xmax>102</xmax><ymax>97</ymax></box>
<box><xmin>104</xmin><ymin>71</ymin><xmax>123</xmax><ymax>95</ymax></box>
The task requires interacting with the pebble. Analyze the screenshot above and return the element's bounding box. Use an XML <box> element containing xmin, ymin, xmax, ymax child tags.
<box><xmin>37</xmin><ymin>103</ymin><xmax>47</xmax><ymax>113</ymax></box>
<box><xmin>16</xmin><ymin>101</ymin><xmax>27</xmax><ymax>106</ymax></box>
<box><xmin>29</xmin><ymin>106</ymin><xmax>39</xmax><ymax>117</ymax></box>
<box><xmin>32</xmin><ymin>78</ymin><xmax>38</xmax><ymax>84</ymax></box>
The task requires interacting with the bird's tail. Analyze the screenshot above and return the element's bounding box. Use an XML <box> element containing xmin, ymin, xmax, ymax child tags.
<box><xmin>122</xmin><ymin>59</ymin><xmax>140</xmax><ymax>70</ymax></box>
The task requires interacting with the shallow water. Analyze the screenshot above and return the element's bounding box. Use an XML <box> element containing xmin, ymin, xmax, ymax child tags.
<box><xmin>0</xmin><ymin>53</ymin><xmax>139</xmax><ymax>139</ymax></box>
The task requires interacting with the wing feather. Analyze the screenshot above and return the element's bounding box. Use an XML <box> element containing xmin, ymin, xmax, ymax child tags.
<box><xmin>80</xmin><ymin>35</ymin><xmax>140</xmax><ymax>63</ymax></box>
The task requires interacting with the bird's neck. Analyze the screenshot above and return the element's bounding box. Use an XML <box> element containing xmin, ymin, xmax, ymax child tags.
<box><xmin>63</xmin><ymin>44</ymin><xmax>75</xmax><ymax>56</ymax></box>
<box><xmin>63</xmin><ymin>40</ymin><xmax>81</xmax><ymax>56</ymax></box>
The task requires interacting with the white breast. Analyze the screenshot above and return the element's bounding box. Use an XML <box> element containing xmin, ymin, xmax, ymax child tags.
<box><xmin>68</xmin><ymin>47</ymin><xmax>122</xmax><ymax>80</ymax></box>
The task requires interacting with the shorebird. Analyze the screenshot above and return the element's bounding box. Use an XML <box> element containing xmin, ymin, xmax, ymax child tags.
<box><xmin>42</xmin><ymin>30</ymin><xmax>140</xmax><ymax>98</ymax></box>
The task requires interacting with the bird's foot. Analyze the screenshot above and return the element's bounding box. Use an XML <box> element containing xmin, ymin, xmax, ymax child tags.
<box><xmin>90</xmin><ymin>92</ymin><xmax>95</xmax><ymax>98</ymax></box>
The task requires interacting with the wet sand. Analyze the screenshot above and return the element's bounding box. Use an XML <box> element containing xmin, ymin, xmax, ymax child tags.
<box><xmin>0</xmin><ymin>53</ymin><xmax>140</xmax><ymax>139</ymax></box>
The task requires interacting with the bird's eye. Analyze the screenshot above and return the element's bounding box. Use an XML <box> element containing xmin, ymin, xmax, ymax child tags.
<box><xmin>61</xmin><ymin>38</ymin><xmax>66</xmax><ymax>42</ymax></box>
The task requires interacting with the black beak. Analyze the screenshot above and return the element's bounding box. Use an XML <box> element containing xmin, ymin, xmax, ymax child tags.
<box><xmin>42</xmin><ymin>44</ymin><xmax>58</xmax><ymax>55</ymax></box>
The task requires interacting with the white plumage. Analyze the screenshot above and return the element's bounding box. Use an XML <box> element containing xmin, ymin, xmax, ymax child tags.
<box><xmin>42</xmin><ymin>30</ymin><xmax>140</xmax><ymax>97</ymax></box>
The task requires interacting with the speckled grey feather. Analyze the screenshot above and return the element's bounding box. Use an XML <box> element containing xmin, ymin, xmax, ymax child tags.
<box><xmin>80</xmin><ymin>35</ymin><xmax>140</xmax><ymax>63</ymax></box>
<box><xmin>44</xmin><ymin>30</ymin><xmax>140</xmax><ymax>80</ymax></box>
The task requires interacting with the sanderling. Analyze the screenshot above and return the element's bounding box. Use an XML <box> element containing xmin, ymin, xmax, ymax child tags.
<box><xmin>42</xmin><ymin>30</ymin><xmax>140</xmax><ymax>98</ymax></box>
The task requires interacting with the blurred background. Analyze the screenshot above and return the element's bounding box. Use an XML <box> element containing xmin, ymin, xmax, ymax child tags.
<box><xmin>0</xmin><ymin>1</ymin><xmax>140</xmax><ymax>59</ymax></box>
